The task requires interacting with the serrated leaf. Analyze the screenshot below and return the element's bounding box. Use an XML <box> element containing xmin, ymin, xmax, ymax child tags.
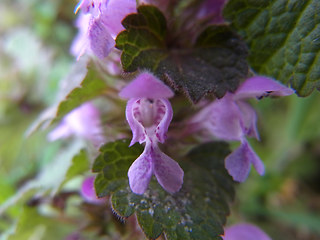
<box><xmin>93</xmin><ymin>140</ymin><xmax>234</xmax><ymax>240</ymax></box>
<box><xmin>116</xmin><ymin>6</ymin><xmax>248</xmax><ymax>102</ymax></box>
<box><xmin>224</xmin><ymin>0</ymin><xmax>320</xmax><ymax>96</ymax></box>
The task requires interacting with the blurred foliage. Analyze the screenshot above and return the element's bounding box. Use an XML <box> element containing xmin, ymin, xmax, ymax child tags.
<box><xmin>0</xmin><ymin>0</ymin><xmax>320</xmax><ymax>239</ymax></box>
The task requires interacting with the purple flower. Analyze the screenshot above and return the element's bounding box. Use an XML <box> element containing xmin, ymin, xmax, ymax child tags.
<box><xmin>191</xmin><ymin>76</ymin><xmax>294</xmax><ymax>182</ymax></box>
<box><xmin>119</xmin><ymin>72</ymin><xmax>184</xmax><ymax>194</ymax></box>
<box><xmin>48</xmin><ymin>102</ymin><xmax>105</xmax><ymax>148</ymax></box>
<box><xmin>72</xmin><ymin>0</ymin><xmax>136</xmax><ymax>59</ymax></box>
<box><xmin>80</xmin><ymin>176</ymin><xmax>105</xmax><ymax>204</ymax></box>
<box><xmin>223</xmin><ymin>223</ymin><xmax>271</xmax><ymax>240</ymax></box>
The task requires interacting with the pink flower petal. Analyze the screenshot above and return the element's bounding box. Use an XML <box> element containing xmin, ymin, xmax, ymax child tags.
<box><xmin>126</xmin><ymin>98</ymin><xmax>147</xmax><ymax>146</ymax></box>
<box><xmin>48</xmin><ymin>102</ymin><xmax>105</xmax><ymax>147</ymax></box>
<box><xmin>225</xmin><ymin>142</ymin><xmax>251</xmax><ymax>182</ymax></box>
<box><xmin>153</xmin><ymin>147</ymin><xmax>184</xmax><ymax>194</ymax></box>
<box><xmin>47</xmin><ymin>121</ymin><xmax>73</xmax><ymax>141</ymax></box>
<box><xmin>81</xmin><ymin>176</ymin><xmax>105</xmax><ymax>204</ymax></box>
<box><xmin>128</xmin><ymin>146</ymin><xmax>153</xmax><ymax>194</ymax></box>
<box><xmin>225</xmin><ymin>140</ymin><xmax>264</xmax><ymax>182</ymax></box>
<box><xmin>237</xmin><ymin>101</ymin><xmax>259</xmax><ymax>140</ymax></box>
<box><xmin>119</xmin><ymin>72</ymin><xmax>174</xmax><ymax>99</ymax></box>
<box><xmin>154</xmin><ymin>99</ymin><xmax>173</xmax><ymax>143</ymax></box>
<box><xmin>101</xmin><ymin>0</ymin><xmax>137</xmax><ymax>37</ymax></box>
<box><xmin>246</xmin><ymin>142</ymin><xmax>265</xmax><ymax>176</ymax></box>
<box><xmin>235</xmin><ymin>76</ymin><xmax>294</xmax><ymax>100</ymax></box>
<box><xmin>88</xmin><ymin>18</ymin><xmax>115</xmax><ymax>59</ymax></box>
<box><xmin>200</xmin><ymin>95</ymin><xmax>244</xmax><ymax>141</ymax></box>
<box><xmin>223</xmin><ymin>223</ymin><xmax>271</xmax><ymax>240</ymax></box>
<box><xmin>70</xmin><ymin>13</ymin><xmax>91</xmax><ymax>58</ymax></box>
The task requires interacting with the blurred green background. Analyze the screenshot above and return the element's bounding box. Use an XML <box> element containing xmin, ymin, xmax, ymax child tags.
<box><xmin>0</xmin><ymin>0</ymin><xmax>320</xmax><ymax>239</ymax></box>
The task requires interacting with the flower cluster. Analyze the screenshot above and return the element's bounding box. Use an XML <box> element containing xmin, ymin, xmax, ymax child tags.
<box><xmin>189</xmin><ymin>76</ymin><xmax>294</xmax><ymax>182</ymax></box>
<box><xmin>64</xmin><ymin>0</ymin><xmax>295</xmax><ymax>196</ymax></box>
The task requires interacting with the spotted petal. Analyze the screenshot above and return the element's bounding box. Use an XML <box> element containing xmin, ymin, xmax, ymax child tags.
<box><xmin>154</xmin><ymin>99</ymin><xmax>173</xmax><ymax>143</ymax></box>
<box><xmin>125</xmin><ymin>98</ymin><xmax>146</xmax><ymax>146</ymax></box>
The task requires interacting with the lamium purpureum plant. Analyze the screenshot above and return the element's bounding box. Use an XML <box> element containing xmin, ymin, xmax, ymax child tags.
<box><xmin>3</xmin><ymin>0</ymin><xmax>319</xmax><ymax>239</ymax></box>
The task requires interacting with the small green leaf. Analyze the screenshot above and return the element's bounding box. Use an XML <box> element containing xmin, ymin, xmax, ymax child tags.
<box><xmin>224</xmin><ymin>0</ymin><xmax>320</xmax><ymax>96</ymax></box>
<box><xmin>54</xmin><ymin>69</ymin><xmax>107</xmax><ymax>122</ymax></box>
<box><xmin>93</xmin><ymin>140</ymin><xmax>234</xmax><ymax>240</ymax></box>
<box><xmin>26</xmin><ymin>60</ymin><xmax>107</xmax><ymax>135</ymax></box>
<box><xmin>64</xmin><ymin>149</ymin><xmax>90</xmax><ymax>183</ymax></box>
<box><xmin>116</xmin><ymin>6</ymin><xmax>248</xmax><ymax>102</ymax></box>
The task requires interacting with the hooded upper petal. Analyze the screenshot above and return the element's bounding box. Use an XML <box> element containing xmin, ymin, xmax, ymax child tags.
<box><xmin>119</xmin><ymin>72</ymin><xmax>174</xmax><ymax>99</ymax></box>
<box><xmin>225</xmin><ymin>140</ymin><xmax>264</xmax><ymax>182</ymax></box>
<box><xmin>153</xmin><ymin>147</ymin><xmax>184</xmax><ymax>194</ymax></box>
<box><xmin>235</xmin><ymin>76</ymin><xmax>294</xmax><ymax>100</ymax></box>
<box><xmin>223</xmin><ymin>223</ymin><xmax>271</xmax><ymax>240</ymax></box>
<box><xmin>128</xmin><ymin>145</ymin><xmax>153</xmax><ymax>194</ymax></box>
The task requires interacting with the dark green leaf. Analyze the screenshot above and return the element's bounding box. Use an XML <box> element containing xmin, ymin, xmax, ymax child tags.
<box><xmin>93</xmin><ymin>140</ymin><xmax>234</xmax><ymax>240</ymax></box>
<box><xmin>224</xmin><ymin>0</ymin><xmax>320</xmax><ymax>96</ymax></box>
<box><xmin>116</xmin><ymin>6</ymin><xmax>248</xmax><ymax>102</ymax></box>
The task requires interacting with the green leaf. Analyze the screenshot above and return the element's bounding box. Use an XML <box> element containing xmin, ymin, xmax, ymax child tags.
<box><xmin>63</xmin><ymin>149</ymin><xmax>90</xmax><ymax>183</ymax></box>
<box><xmin>54</xmin><ymin>68</ymin><xmax>107</xmax><ymax>122</ymax></box>
<box><xmin>116</xmin><ymin>6</ymin><xmax>248</xmax><ymax>102</ymax></box>
<box><xmin>26</xmin><ymin>59</ymin><xmax>107</xmax><ymax>135</ymax></box>
<box><xmin>93</xmin><ymin>140</ymin><xmax>234</xmax><ymax>240</ymax></box>
<box><xmin>224</xmin><ymin>0</ymin><xmax>320</xmax><ymax>96</ymax></box>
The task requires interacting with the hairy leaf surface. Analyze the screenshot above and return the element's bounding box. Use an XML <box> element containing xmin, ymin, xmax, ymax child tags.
<box><xmin>224</xmin><ymin>0</ymin><xmax>320</xmax><ymax>96</ymax></box>
<box><xmin>93</xmin><ymin>139</ymin><xmax>234</xmax><ymax>240</ymax></box>
<box><xmin>116</xmin><ymin>6</ymin><xmax>248</xmax><ymax>102</ymax></box>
